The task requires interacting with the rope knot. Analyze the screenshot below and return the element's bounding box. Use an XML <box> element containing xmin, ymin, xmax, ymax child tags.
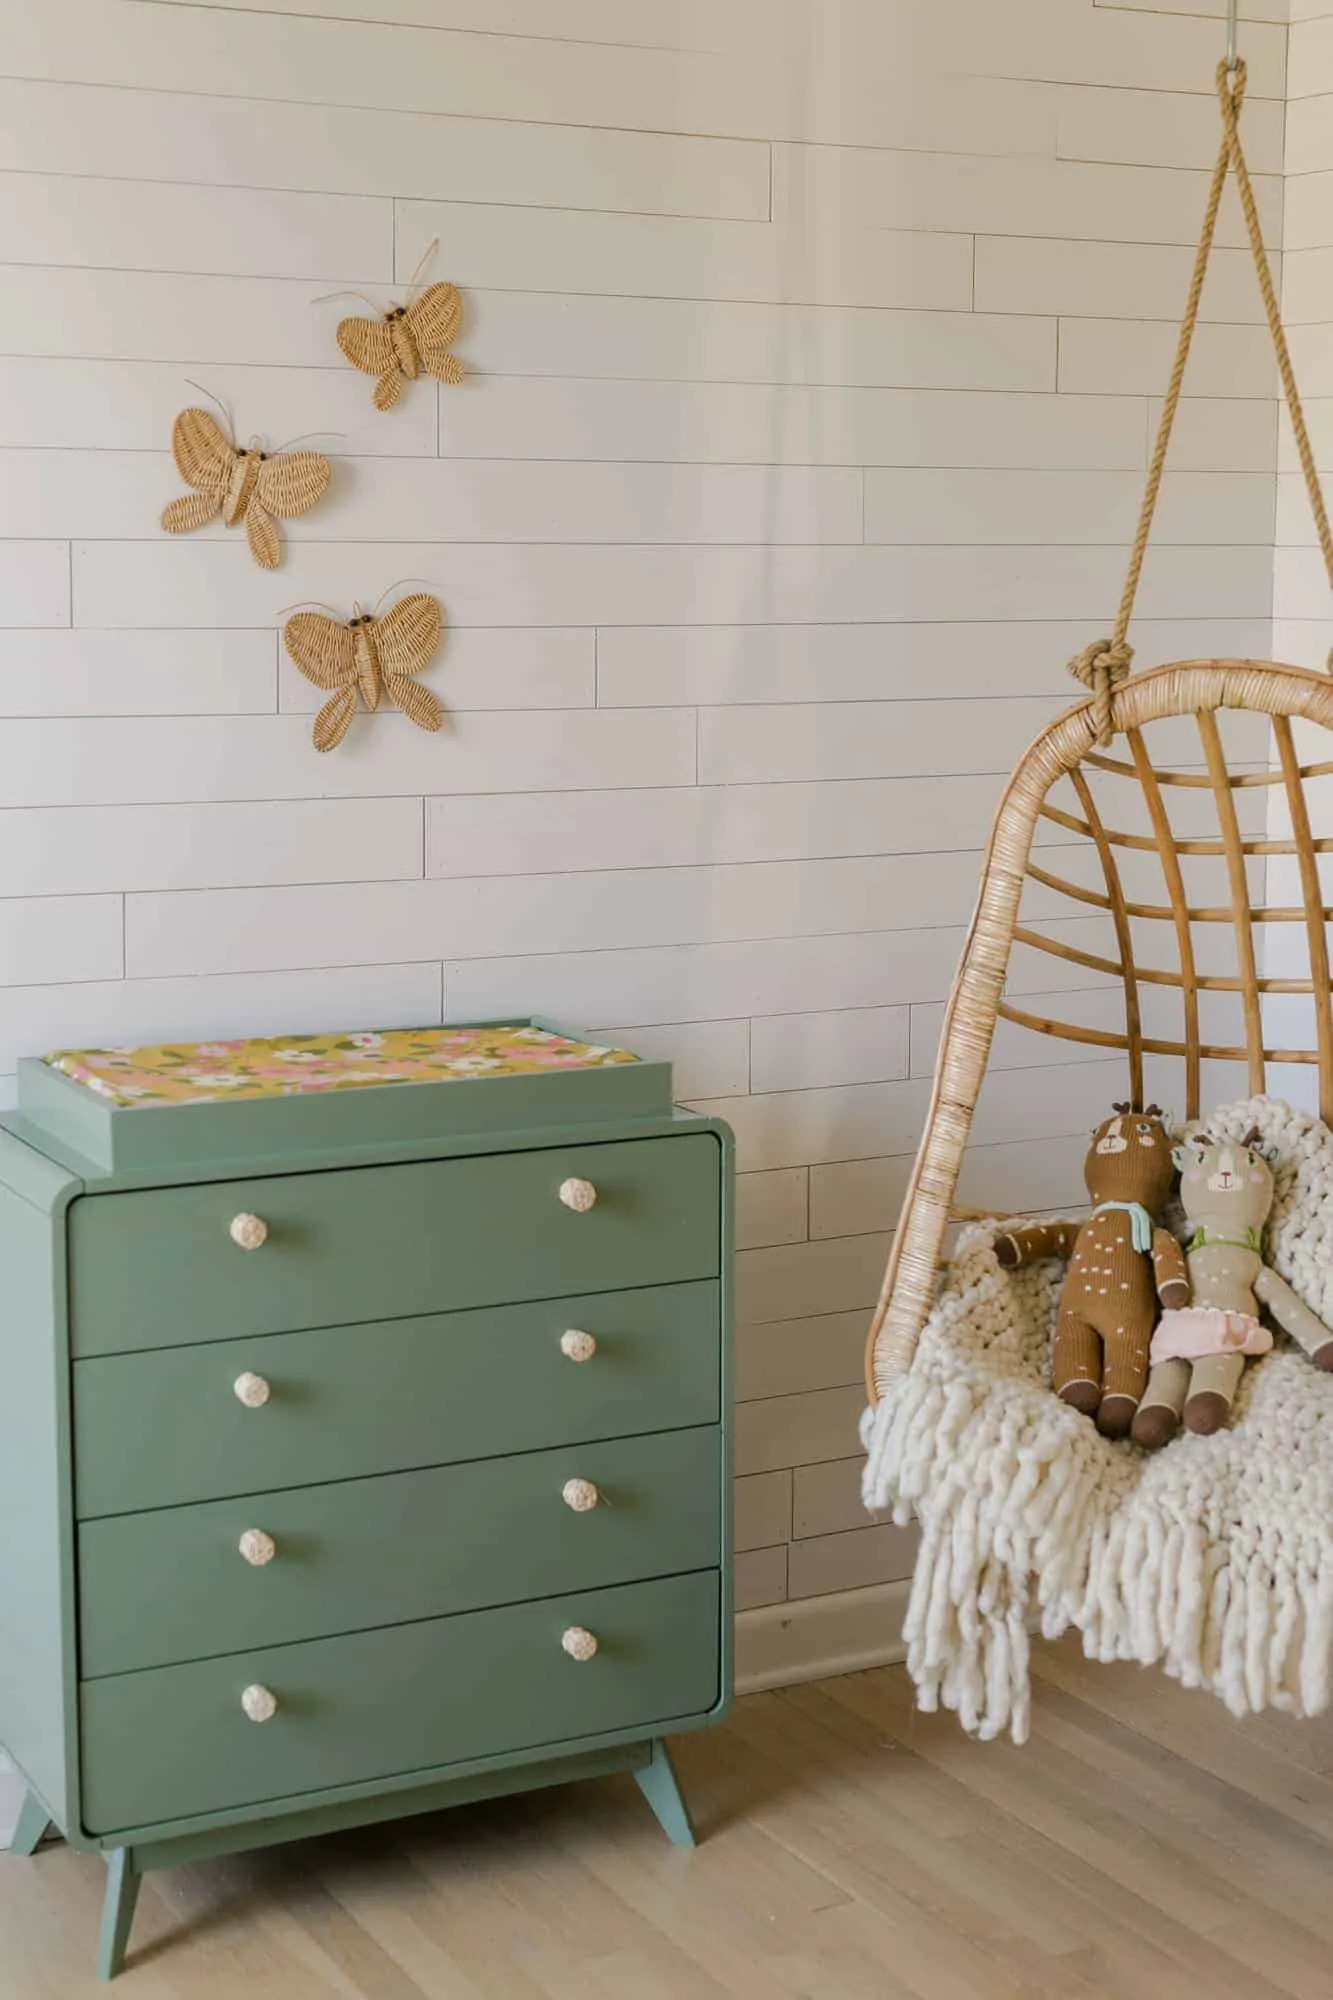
<box><xmin>1068</xmin><ymin>638</ymin><xmax>1133</xmax><ymax>747</ymax></box>
<box><xmin>1217</xmin><ymin>56</ymin><xmax>1247</xmax><ymax>121</ymax></box>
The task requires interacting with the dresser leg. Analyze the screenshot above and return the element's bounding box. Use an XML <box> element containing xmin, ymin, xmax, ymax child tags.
<box><xmin>97</xmin><ymin>1847</ymin><xmax>142</xmax><ymax>1981</ymax></box>
<box><xmin>8</xmin><ymin>1788</ymin><xmax>52</xmax><ymax>1858</ymax></box>
<box><xmin>634</xmin><ymin>1739</ymin><xmax>696</xmax><ymax>1848</ymax></box>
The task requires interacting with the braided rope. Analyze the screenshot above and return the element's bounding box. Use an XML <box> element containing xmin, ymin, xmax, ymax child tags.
<box><xmin>1219</xmin><ymin>64</ymin><xmax>1333</xmax><ymax>664</ymax></box>
<box><xmin>1069</xmin><ymin>60</ymin><xmax>1333</xmax><ymax>746</ymax></box>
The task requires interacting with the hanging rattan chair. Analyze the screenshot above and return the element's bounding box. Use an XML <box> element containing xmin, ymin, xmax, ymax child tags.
<box><xmin>859</xmin><ymin>54</ymin><xmax>1333</xmax><ymax>1742</ymax></box>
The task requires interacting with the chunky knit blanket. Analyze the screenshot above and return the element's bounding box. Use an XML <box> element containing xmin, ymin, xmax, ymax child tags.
<box><xmin>861</xmin><ymin>1096</ymin><xmax>1333</xmax><ymax>1744</ymax></box>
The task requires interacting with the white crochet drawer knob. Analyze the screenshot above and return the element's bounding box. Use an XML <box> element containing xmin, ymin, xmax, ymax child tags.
<box><xmin>240</xmin><ymin>1684</ymin><xmax>278</xmax><ymax>1723</ymax></box>
<box><xmin>229</xmin><ymin>1212</ymin><xmax>269</xmax><ymax>1251</ymax></box>
<box><xmin>238</xmin><ymin>1529</ymin><xmax>277</xmax><ymax>1567</ymax></box>
<box><xmin>560</xmin><ymin>1328</ymin><xmax>597</xmax><ymax>1362</ymax></box>
<box><xmin>561</xmin><ymin>1478</ymin><xmax>600</xmax><ymax>1513</ymax></box>
<box><xmin>561</xmin><ymin>1625</ymin><xmax>598</xmax><ymax>1662</ymax></box>
<box><xmin>558</xmin><ymin>1177</ymin><xmax>597</xmax><ymax>1213</ymax></box>
<box><xmin>233</xmin><ymin>1371</ymin><xmax>271</xmax><ymax>1409</ymax></box>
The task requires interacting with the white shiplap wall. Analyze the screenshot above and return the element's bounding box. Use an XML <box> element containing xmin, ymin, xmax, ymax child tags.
<box><xmin>0</xmin><ymin>0</ymin><xmax>1290</xmax><ymax>1624</ymax></box>
<box><xmin>1266</xmin><ymin>5</ymin><xmax>1333</xmax><ymax>1111</ymax></box>
<box><xmin>1279</xmin><ymin>1</ymin><xmax>1333</xmax><ymax>670</ymax></box>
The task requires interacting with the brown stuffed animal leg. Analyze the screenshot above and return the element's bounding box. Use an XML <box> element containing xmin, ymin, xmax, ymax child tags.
<box><xmin>1132</xmin><ymin>1358</ymin><xmax>1190</xmax><ymax>1450</ymax></box>
<box><xmin>1183</xmin><ymin>1352</ymin><xmax>1245</xmax><ymax>1435</ymax></box>
<box><xmin>1097</xmin><ymin>1325</ymin><xmax>1152</xmax><ymax>1440</ymax></box>
<box><xmin>1053</xmin><ymin>1310</ymin><xmax>1102</xmax><ymax>1415</ymax></box>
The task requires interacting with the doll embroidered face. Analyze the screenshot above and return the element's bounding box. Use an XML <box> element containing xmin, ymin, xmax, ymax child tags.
<box><xmin>1084</xmin><ymin>1103</ymin><xmax>1174</xmax><ymax>1210</ymax></box>
<box><xmin>1174</xmin><ymin>1125</ymin><xmax>1278</xmax><ymax>1236</ymax></box>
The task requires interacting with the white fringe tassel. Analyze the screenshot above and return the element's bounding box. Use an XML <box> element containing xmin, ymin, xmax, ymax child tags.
<box><xmin>862</xmin><ymin>1094</ymin><xmax>1333</xmax><ymax>1744</ymax></box>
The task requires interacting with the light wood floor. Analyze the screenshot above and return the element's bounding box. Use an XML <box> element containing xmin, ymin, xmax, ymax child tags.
<box><xmin>6</xmin><ymin>1638</ymin><xmax>1333</xmax><ymax>1999</ymax></box>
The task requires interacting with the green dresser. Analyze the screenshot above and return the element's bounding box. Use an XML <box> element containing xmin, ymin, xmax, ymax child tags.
<box><xmin>0</xmin><ymin>1020</ymin><xmax>733</xmax><ymax>1979</ymax></box>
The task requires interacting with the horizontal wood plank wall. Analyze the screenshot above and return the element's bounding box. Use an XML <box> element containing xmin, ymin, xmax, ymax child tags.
<box><xmin>1269</xmin><ymin>6</ymin><xmax>1331</xmax><ymax>1111</ymax></box>
<box><xmin>1276</xmin><ymin>1</ymin><xmax>1332</xmax><ymax>673</ymax></box>
<box><xmin>0</xmin><ymin>0</ymin><xmax>1288</xmax><ymax>1632</ymax></box>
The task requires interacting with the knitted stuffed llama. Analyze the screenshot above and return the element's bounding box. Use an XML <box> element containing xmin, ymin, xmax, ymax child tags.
<box><xmin>1132</xmin><ymin>1126</ymin><xmax>1333</xmax><ymax>1448</ymax></box>
<box><xmin>995</xmin><ymin>1104</ymin><xmax>1186</xmax><ymax>1438</ymax></box>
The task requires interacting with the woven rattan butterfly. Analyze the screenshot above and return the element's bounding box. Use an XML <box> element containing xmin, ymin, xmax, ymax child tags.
<box><xmin>284</xmin><ymin>592</ymin><xmax>444</xmax><ymax>752</ymax></box>
<box><xmin>160</xmin><ymin>408</ymin><xmax>331</xmax><ymax>570</ymax></box>
<box><xmin>336</xmin><ymin>282</ymin><xmax>465</xmax><ymax>412</ymax></box>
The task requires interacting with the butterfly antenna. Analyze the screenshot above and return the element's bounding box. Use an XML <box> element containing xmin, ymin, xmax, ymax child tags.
<box><xmin>405</xmin><ymin>236</ymin><xmax>440</xmax><ymax>305</ymax></box>
<box><xmin>311</xmin><ymin>289</ymin><xmax>384</xmax><ymax>311</ymax></box>
<box><xmin>268</xmin><ymin>430</ymin><xmax>345</xmax><ymax>455</ymax></box>
<box><xmin>372</xmin><ymin>577</ymin><xmax>437</xmax><ymax>615</ymax></box>
<box><xmin>183</xmin><ymin>379</ymin><xmax>235</xmax><ymax>443</ymax></box>
<box><xmin>274</xmin><ymin>599</ymin><xmax>347</xmax><ymax>621</ymax></box>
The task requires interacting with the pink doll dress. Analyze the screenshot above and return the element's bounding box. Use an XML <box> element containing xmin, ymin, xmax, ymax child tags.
<box><xmin>1150</xmin><ymin>1306</ymin><xmax>1272</xmax><ymax>1363</ymax></box>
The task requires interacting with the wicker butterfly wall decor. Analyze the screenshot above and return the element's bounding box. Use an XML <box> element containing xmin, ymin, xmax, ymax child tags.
<box><xmin>161</xmin><ymin>408</ymin><xmax>331</xmax><ymax>570</ymax></box>
<box><xmin>336</xmin><ymin>281</ymin><xmax>465</xmax><ymax>412</ymax></box>
<box><xmin>284</xmin><ymin>592</ymin><xmax>444</xmax><ymax>752</ymax></box>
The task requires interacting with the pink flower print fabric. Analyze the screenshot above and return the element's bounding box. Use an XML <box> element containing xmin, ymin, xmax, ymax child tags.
<box><xmin>45</xmin><ymin>1025</ymin><xmax>639</xmax><ymax>1108</ymax></box>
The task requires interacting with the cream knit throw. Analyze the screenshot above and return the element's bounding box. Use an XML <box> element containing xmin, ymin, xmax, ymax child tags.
<box><xmin>861</xmin><ymin>1095</ymin><xmax>1333</xmax><ymax>1744</ymax></box>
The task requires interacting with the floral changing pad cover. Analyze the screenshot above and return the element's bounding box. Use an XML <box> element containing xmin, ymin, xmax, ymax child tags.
<box><xmin>44</xmin><ymin>1025</ymin><xmax>639</xmax><ymax>1108</ymax></box>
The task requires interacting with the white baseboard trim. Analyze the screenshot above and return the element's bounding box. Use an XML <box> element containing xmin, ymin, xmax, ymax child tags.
<box><xmin>735</xmin><ymin>1579</ymin><xmax>909</xmax><ymax>1694</ymax></box>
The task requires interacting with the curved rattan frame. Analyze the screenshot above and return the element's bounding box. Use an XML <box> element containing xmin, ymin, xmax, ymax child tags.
<box><xmin>865</xmin><ymin>659</ymin><xmax>1333</xmax><ymax>1403</ymax></box>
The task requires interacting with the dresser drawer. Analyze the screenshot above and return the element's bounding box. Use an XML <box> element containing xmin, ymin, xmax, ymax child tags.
<box><xmin>74</xmin><ymin>1280</ymin><xmax>720</xmax><ymax>1518</ymax></box>
<box><xmin>79</xmin><ymin>1425</ymin><xmax>722</xmax><ymax>1678</ymax></box>
<box><xmin>69</xmin><ymin>1131</ymin><xmax>721</xmax><ymax>1358</ymax></box>
<box><xmin>79</xmin><ymin>1569</ymin><xmax>720</xmax><ymax>1835</ymax></box>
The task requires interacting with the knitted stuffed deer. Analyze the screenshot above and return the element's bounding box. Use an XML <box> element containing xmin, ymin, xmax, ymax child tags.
<box><xmin>995</xmin><ymin>1104</ymin><xmax>1186</xmax><ymax>1438</ymax></box>
<box><xmin>1132</xmin><ymin>1126</ymin><xmax>1333</xmax><ymax>1448</ymax></box>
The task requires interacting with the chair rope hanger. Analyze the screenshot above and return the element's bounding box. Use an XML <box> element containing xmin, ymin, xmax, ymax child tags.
<box><xmin>860</xmin><ymin>5</ymin><xmax>1333</xmax><ymax>1742</ymax></box>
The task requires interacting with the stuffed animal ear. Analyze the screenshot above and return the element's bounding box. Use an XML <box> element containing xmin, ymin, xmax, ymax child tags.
<box><xmin>1111</xmin><ymin>1101</ymin><xmax>1130</xmax><ymax>1116</ymax></box>
<box><xmin>1240</xmin><ymin>1123</ymin><xmax>1263</xmax><ymax>1149</ymax></box>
